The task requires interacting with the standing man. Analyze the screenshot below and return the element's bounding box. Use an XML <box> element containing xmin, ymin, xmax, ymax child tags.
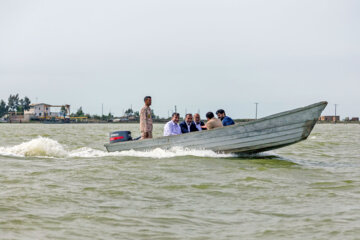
<box><xmin>216</xmin><ymin>109</ymin><xmax>235</xmax><ymax>126</ymax></box>
<box><xmin>194</xmin><ymin>113</ymin><xmax>206</xmax><ymax>131</ymax></box>
<box><xmin>164</xmin><ymin>113</ymin><xmax>182</xmax><ymax>136</ymax></box>
<box><xmin>179</xmin><ymin>113</ymin><xmax>199</xmax><ymax>133</ymax></box>
<box><xmin>140</xmin><ymin>96</ymin><xmax>153</xmax><ymax>139</ymax></box>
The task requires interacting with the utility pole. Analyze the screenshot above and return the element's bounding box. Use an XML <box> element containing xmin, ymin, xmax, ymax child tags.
<box><xmin>334</xmin><ymin>104</ymin><xmax>337</xmax><ymax>123</ymax></box>
<box><xmin>102</xmin><ymin>103</ymin><xmax>103</xmax><ymax>117</ymax></box>
<box><xmin>255</xmin><ymin>102</ymin><xmax>259</xmax><ymax>119</ymax></box>
<box><xmin>175</xmin><ymin>105</ymin><xmax>177</xmax><ymax>113</ymax></box>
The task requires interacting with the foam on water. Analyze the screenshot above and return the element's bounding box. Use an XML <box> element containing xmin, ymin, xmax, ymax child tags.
<box><xmin>0</xmin><ymin>137</ymin><xmax>236</xmax><ymax>159</ymax></box>
<box><xmin>0</xmin><ymin>137</ymin><xmax>67</xmax><ymax>158</ymax></box>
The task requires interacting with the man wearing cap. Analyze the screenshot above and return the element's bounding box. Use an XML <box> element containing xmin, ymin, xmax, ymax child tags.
<box><xmin>140</xmin><ymin>96</ymin><xmax>153</xmax><ymax>139</ymax></box>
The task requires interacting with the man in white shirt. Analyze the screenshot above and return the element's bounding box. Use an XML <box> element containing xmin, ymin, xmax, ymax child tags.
<box><xmin>194</xmin><ymin>113</ymin><xmax>206</xmax><ymax>131</ymax></box>
<box><xmin>164</xmin><ymin>113</ymin><xmax>182</xmax><ymax>136</ymax></box>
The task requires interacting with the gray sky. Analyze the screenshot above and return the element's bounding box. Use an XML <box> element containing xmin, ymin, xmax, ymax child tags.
<box><xmin>0</xmin><ymin>0</ymin><xmax>359</xmax><ymax>119</ymax></box>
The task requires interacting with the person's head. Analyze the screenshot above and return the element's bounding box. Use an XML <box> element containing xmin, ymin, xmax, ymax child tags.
<box><xmin>194</xmin><ymin>113</ymin><xmax>200</xmax><ymax>123</ymax></box>
<box><xmin>185</xmin><ymin>113</ymin><xmax>193</xmax><ymax>124</ymax></box>
<box><xmin>206</xmin><ymin>112</ymin><xmax>215</xmax><ymax>120</ymax></box>
<box><xmin>216</xmin><ymin>109</ymin><xmax>226</xmax><ymax>120</ymax></box>
<box><xmin>172</xmin><ymin>112</ymin><xmax>180</xmax><ymax>123</ymax></box>
<box><xmin>144</xmin><ymin>96</ymin><xmax>152</xmax><ymax>106</ymax></box>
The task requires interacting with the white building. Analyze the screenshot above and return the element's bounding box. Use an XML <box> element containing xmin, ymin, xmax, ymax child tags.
<box><xmin>25</xmin><ymin>103</ymin><xmax>70</xmax><ymax>119</ymax></box>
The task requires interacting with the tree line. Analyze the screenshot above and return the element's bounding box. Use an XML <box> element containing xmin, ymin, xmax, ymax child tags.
<box><xmin>71</xmin><ymin>107</ymin><xmax>160</xmax><ymax>120</ymax></box>
<box><xmin>0</xmin><ymin>95</ymin><xmax>161</xmax><ymax>121</ymax></box>
<box><xmin>0</xmin><ymin>94</ymin><xmax>31</xmax><ymax>118</ymax></box>
<box><xmin>124</xmin><ymin>108</ymin><xmax>159</xmax><ymax>119</ymax></box>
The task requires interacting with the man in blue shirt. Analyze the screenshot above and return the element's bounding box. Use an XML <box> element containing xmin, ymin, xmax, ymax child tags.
<box><xmin>216</xmin><ymin>109</ymin><xmax>235</xmax><ymax>126</ymax></box>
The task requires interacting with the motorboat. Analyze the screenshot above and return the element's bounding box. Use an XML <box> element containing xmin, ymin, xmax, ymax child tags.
<box><xmin>104</xmin><ymin>101</ymin><xmax>327</xmax><ymax>154</ymax></box>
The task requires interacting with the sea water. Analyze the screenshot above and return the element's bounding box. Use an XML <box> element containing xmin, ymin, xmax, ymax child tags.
<box><xmin>0</xmin><ymin>123</ymin><xmax>359</xmax><ymax>239</ymax></box>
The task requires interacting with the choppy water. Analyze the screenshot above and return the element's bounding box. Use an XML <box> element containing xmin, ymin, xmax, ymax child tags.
<box><xmin>0</xmin><ymin>123</ymin><xmax>359</xmax><ymax>239</ymax></box>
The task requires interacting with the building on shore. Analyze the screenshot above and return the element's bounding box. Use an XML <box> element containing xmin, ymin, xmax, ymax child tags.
<box><xmin>319</xmin><ymin>116</ymin><xmax>340</xmax><ymax>122</ymax></box>
<box><xmin>24</xmin><ymin>103</ymin><xmax>70</xmax><ymax>121</ymax></box>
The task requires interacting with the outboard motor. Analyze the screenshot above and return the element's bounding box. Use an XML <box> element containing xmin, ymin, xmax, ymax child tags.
<box><xmin>109</xmin><ymin>131</ymin><xmax>132</xmax><ymax>144</ymax></box>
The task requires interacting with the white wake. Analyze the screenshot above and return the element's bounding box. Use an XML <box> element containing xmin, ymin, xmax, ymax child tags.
<box><xmin>0</xmin><ymin>137</ymin><xmax>236</xmax><ymax>159</ymax></box>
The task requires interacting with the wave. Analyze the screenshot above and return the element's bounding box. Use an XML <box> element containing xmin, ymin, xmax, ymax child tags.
<box><xmin>0</xmin><ymin>137</ymin><xmax>236</xmax><ymax>159</ymax></box>
<box><xmin>0</xmin><ymin>137</ymin><xmax>67</xmax><ymax>158</ymax></box>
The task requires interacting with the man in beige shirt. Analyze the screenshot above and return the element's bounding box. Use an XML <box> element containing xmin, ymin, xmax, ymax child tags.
<box><xmin>140</xmin><ymin>96</ymin><xmax>153</xmax><ymax>139</ymax></box>
<box><xmin>205</xmin><ymin>112</ymin><xmax>223</xmax><ymax>130</ymax></box>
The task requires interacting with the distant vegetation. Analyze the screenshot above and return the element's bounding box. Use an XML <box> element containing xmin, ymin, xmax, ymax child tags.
<box><xmin>0</xmin><ymin>95</ymin><xmax>163</xmax><ymax>122</ymax></box>
<box><xmin>123</xmin><ymin>108</ymin><xmax>160</xmax><ymax>120</ymax></box>
<box><xmin>0</xmin><ymin>94</ymin><xmax>31</xmax><ymax>118</ymax></box>
<box><xmin>70</xmin><ymin>106</ymin><xmax>160</xmax><ymax>122</ymax></box>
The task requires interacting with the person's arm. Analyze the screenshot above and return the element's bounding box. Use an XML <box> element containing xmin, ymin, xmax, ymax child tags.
<box><xmin>180</xmin><ymin>122</ymin><xmax>187</xmax><ymax>133</ymax></box>
<box><xmin>140</xmin><ymin>108</ymin><xmax>146</xmax><ymax>132</ymax></box>
<box><xmin>206</xmin><ymin>121</ymin><xmax>214</xmax><ymax>130</ymax></box>
<box><xmin>164</xmin><ymin>123</ymin><xmax>171</xmax><ymax>136</ymax></box>
<box><xmin>175</xmin><ymin>125</ymin><xmax>182</xmax><ymax>135</ymax></box>
<box><xmin>222</xmin><ymin>117</ymin><xmax>235</xmax><ymax>126</ymax></box>
<box><xmin>191</xmin><ymin>123</ymin><xmax>199</xmax><ymax>132</ymax></box>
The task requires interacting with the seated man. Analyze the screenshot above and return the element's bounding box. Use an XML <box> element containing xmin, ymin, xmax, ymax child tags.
<box><xmin>205</xmin><ymin>112</ymin><xmax>223</xmax><ymax>130</ymax></box>
<box><xmin>180</xmin><ymin>113</ymin><xmax>199</xmax><ymax>133</ymax></box>
<box><xmin>163</xmin><ymin>112</ymin><xmax>182</xmax><ymax>136</ymax></box>
<box><xmin>194</xmin><ymin>113</ymin><xmax>206</xmax><ymax>131</ymax></box>
<box><xmin>216</xmin><ymin>109</ymin><xmax>235</xmax><ymax>126</ymax></box>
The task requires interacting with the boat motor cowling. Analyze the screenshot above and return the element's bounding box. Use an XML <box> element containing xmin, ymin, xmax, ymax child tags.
<box><xmin>109</xmin><ymin>131</ymin><xmax>132</xmax><ymax>143</ymax></box>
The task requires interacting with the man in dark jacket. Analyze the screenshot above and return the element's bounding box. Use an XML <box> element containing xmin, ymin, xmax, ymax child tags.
<box><xmin>180</xmin><ymin>113</ymin><xmax>199</xmax><ymax>133</ymax></box>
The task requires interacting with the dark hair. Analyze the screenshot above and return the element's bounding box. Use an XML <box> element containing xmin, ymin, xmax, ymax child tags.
<box><xmin>216</xmin><ymin>109</ymin><xmax>225</xmax><ymax>115</ymax></box>
<box><xmin>172</xmin><ymin>112</ymin><xmax>180</xmax><ymax>117</ymax></box>
<box><xmin>185</xmin><ymin>113</ymin><xmax>192</xmax><ymax>118</ymax></box>
<box><xmin>144</xmin><ymin>96</ymin><xmax>151</xmax><ymax>102</ymax></box>
<box><xmin>206</xmin><ymin>112</ymin><xmax>214</xmax><ymax>119</ymax></box>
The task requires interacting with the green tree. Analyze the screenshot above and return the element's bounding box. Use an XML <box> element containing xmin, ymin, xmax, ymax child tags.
<box><xmin>23</xmin><ymin>96</ymin><xmax>31</xmax><ymax>111</ymax></box>
<box><xmin>60</xmin><ymin>106</ymin><xmax>67</xmax><ymax>117</ymax></box>
<box><xmin>125</xmin><ymin>108</ymin><xmax>133</xmax><ymax>116</ymax></box>
<box><xmin>17</xmin><ymin>99</ymin><xmax>24</xmax><ymax>113</ymax></box>
<box><xmin>0</xmin><ymin>100</ymin><xmax>8</xmax><ymax>117</ymax></box>
<box><xmin>151</xmin><ymin>109</ymin><xmax>159</xmax><ymax>119</ymax></box>
<box><xmin>75</xmin><ymin>107</ymin><xmax>84</xmax><ymax>117</ymax></box>
<box><xmin>16</xmin><ymin>96</ymin><xmax>31</xmax><ymax>113</ymax></box>
<box><xmin>8</xmin><ymin>94</ymin><xmax>19</xmax><ymax>112</ymax></box>
<box><xmin>92</xmin><ymin>114</ymin><xmax>101</xmax><ymax>120</ymax></box>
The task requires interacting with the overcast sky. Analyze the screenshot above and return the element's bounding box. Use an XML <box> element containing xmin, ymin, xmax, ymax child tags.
<box><xmin>0</xmin><ymin>0</ymin><xmax>359</xmax><ymax>118</ymax></box>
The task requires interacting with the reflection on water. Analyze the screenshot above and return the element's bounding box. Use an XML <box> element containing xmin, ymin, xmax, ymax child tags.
<box><xmin>0</xmin><ymin>123</ymin><xmax>359</xmax><ymax>239</ymax></box>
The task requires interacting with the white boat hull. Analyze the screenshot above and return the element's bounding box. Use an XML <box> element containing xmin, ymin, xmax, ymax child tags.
<box><xmin>105</xmin><ymin>102</ymin><xmax>327</xmax><ymax>153</ymax></box>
